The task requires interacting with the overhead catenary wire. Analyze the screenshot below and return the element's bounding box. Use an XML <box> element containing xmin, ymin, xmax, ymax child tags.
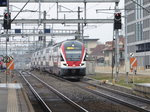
<box><xmin>9</xmin><ymin>4</ymin><xmax>39</xmax><ymax>20</ymax></box>
<box><xmin>11</xmin><ymin>0</ymin><xmax>31</xmax><ymax>22</ymax></box>
<box><xmin>131</xmin><ymin>0</ymin><xmax>150</xmax><ymax>13</ymax></box>
<box><xmin>96</xmin><ymin>8</ymin><xmax>149</xmax><ymax>11</ymax></box>
<box><xmin>46</xmin><ymin>3</ymin><xmax>56</xmax><ymax>14</ymax></box>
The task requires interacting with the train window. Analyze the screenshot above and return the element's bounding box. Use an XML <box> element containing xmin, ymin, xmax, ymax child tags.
<box><xmin>46</xmin><ymin>49</ymin><xmax>49</xmax><ymax>53</ymax></box>
<box><xmin>49</xmin><ymin>56</ymin><xmax>51</xmax><ymax>59</ymax></box>
<box><xmin>46</xmin><ymin>62</ymin><xmax>49</xmax><ymax>66</ymax></box>
<box><xmin>64</xmin><ymin>41</ymin><xmax>82</xmax><ymax>61</ymax></box>
<box><xmin>65</xmin><ymin>51</ymin><xmax>82</xmax><ymax>61</ymax></box>
<box><xmin>43</xmin><ymin>56</ymin><xmax>46</xmax><ymax>60</ymax></box>
<box><xmin>64</xmin><ymin>41</ymin><xmax>82</xmax><ymax>50</ymax></box>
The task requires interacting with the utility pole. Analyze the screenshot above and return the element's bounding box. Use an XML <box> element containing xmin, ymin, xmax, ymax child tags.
<box><xmin>112</xmin><ymin>28</ymin><xmax>115</xmax><ymax>81</ymax></box>
<box><xmin>43</xmin><ymin>11</ymin><xmax>46</xmax><ymax>48</ymax></box>
<box><xmin>81</xmin><ymin>18</ymin><xmax>84</xmax><ymax>42</ymax></box>
<box><xmin>39</xmin><ymin>0</ymin><xmax>41</xmax><ymax>25</ymax></box>
<box><xmin>22</xmin><ymin>23</ymin><xmax>24</xmax><ymax>38</ymax></box>
<box><xmin>77</xmin><ymin>7</ymin><xmax>81</xmax><ymax>40</ymax></box>
<box><xmin>115</xmin><ymin>2</ymin><xmax>119</xmax><ymax>81</ymax></box>
<box><xmin>125</xmin><ymin>10</ymin><xmax>129</xmax><ymax>83</ymax></box>
<box><xmin>84</xmin><ymin>1</ymin><xmax>87</xmax><ymax>25</ymax></box>
<box><xmin>6</xmin><ymin>0</ymin><xmax>10</xmax><ymax>84</ymax></box>
<box><xmin>57</xmin><ymin>2</ymin><xmax>59</xmax><ymax>19</ymax></box>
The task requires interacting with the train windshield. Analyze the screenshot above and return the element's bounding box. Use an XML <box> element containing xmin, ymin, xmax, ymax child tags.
<box><xmin>64</xmin><ymin>41</ymin><xmax>82</xmax><ymax>61</ymax></box>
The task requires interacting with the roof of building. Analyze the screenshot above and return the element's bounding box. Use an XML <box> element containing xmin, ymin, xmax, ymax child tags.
<box><xmin>90</xmin><ymin>44</ymin><xmax>105</xmax><ymax>56</ymax></box>
<box><xmin>104</xmin><ymin>37</ymin><xmax>124</xmax><ymax>51</ymax></box>
<box><xmin>79</xmin><ymin>38</ymin><xmax>99</xmax><ymax>42</ymax></box>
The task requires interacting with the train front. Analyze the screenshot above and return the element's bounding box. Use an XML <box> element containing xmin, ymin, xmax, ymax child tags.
<box><xmin>60</xmin><ymin>41</ymin><xmax>86</xmax><ymax>79</ymax></box>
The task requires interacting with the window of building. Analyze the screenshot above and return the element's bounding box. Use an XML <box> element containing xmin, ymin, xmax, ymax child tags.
<box><xmin>135</xmin><ymin>0</ymin><xmax>143</xmax><ymax>41</ymax></box>
<box><xmin>46</xmin><ymin>48</ymin><xmax>50</xmax><ymax>53</ymax></box>
<box><xmin>136</xmin><ymin>42</ymin><xmax>150</xmax><ymax>52</ymax></box>
<box><xmin>40</xmin><ymin>51</ymin><xmax>43</xmax><ymax>54</ymax></box>
<box><xmin>46</xmin><ymin>62</ymin><xmax>49</xmax><ymax>66</ymax></box>
<box><xmin>135</xmin><ymin>21</ymin><xmax>143</xmax><ymax>41</ymax></box>
<box><xmin>43</xmin><ymin>56</ymin><xmax>46</xmax><ymax>60</ymax></box>
<box><xmin>135</xmin><ymin>0</ymin><xmax>143</xmax><ymax>20</ymax></box>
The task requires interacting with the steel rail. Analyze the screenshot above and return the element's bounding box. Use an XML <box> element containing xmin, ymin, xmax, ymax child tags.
<box><xmin>82</xmin><ymin>87</ymin><xmax>150</xmax><ymax>112</ymax></box>
<box><xmin>83</xmin><ymin>79</ymin><xmax>150</xmax><ymax>104</ymax></box>
<box><xmin>47</xmin><ymin>75</ymin><xmax>150</xmax><ymax>112</ymax></box>
<box><xmin>27</xmin><ymin>72</ymin><xmax>89</xmax><ymax>112</ymax></box>
<box><xmin>76</xmin><ymin>81</ymin><xmax>150</xmax><ymax>112</ymax></box>
<box><xmin>19</xmin><ymin>71</ymin><xmax>53</xmax><ymax>112</ymax></box>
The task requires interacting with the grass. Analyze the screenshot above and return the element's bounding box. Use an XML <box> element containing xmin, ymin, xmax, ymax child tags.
<box><xmin>89</xmin><ymin>73</ymin><xmax>150</xmax><ymax>88</ymax></box>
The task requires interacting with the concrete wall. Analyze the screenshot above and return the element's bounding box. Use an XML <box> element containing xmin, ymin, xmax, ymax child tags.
<box><xmin>86</xmin><ymin>61</ymin><xmax>96</xmax><ymax>75</ymax></box>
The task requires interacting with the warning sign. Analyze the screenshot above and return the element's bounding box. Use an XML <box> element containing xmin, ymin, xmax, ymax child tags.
<box><xmin>130</xmin><ymin>57</ymin><xmax>137</xmax><ymax>70</ymax></box>
<box><xmin>6</xmin><ymin>59</ymin><xmax>14</xmax><ymax>70</ymax></box>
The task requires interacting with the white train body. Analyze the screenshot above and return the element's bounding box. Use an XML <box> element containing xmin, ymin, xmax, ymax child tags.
<box><xmin>31</xmin><ymin>40</ymin><xmax>86</xmax><ymax>79</ymax></box>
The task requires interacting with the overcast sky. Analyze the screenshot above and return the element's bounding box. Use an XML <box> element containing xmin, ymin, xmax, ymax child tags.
<box><xmin>0</xmin><ymin>0</ymin><xmax>124</xmax><ymax>43</ymax></box>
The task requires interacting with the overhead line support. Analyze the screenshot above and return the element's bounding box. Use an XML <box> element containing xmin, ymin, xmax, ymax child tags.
<box><xmin>9</xmin><ymin>0</ymin><xmax>120</xmax><ymax>3</ymax></box>
<box><xmin>0</xmin><ymin>19</ymin><xmax>114</xmax><ymax>24</ymax></box>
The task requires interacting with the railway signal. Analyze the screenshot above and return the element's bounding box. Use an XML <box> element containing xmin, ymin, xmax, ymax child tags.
<box><xmin>3</xmin><ymin>12</ymin><xmax>11</xmax><ymax>29</ymax></box>
<box><xmin>114</xmin><ymin>12</ymin><xmax>122</xmax><ymax>30</ymax></box>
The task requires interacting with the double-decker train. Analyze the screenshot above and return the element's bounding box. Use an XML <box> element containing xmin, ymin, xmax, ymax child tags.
<box><xmin>31</xmin><ymin>40</ymin><xmax>86</xmax><ymax>79</ymax></box>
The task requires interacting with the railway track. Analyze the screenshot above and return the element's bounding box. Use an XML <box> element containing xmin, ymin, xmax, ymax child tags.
<box><xmin>36</xmin><ymin>72</ymin><xmax>150</xmax><ymax>112</ymax></box>
<box><xmin>19</xmin><ymin>71</ymin><xmax>88</xmax><ymax>112</ymax></box>
<box><xmin>22</xmin><ymin>70</ymin><xmax>150</xmax><ymax>112</ymax></box>
<box><xmin>79</xmin><ymin>79</ymin><xmax>150</xmax><ymax>112</ymax></box>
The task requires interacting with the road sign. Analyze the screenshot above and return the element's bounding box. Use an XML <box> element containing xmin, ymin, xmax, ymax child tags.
<box><xmin>130</xmin><ymin>57</ymin><xmax>137</xmax><ymax>70</ymax></box>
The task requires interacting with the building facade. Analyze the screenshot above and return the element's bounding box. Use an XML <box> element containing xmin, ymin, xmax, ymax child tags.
<box><xmin>90</xmin><ymin>36</ymin><xmax>124</xmax><ymax>66</ymax></box>
<box><xmin>125</xmin><ymin>0</ymin><xmax>150</xmax><ymax>69</ymax></box>
<box><xmin>103</xmin><ymin>37</ymin><xmax>124</xmax><ymax>66</ymax></box>
<box><xmin>81</xmin><ymin>38</ymin><xmax>99</xmax><ymax>54</ymax></box>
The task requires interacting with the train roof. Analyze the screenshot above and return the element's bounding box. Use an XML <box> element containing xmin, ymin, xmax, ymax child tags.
<box><xmin>32</xmin><ymin>40</ymin><xmax>83</xmax><ymax>54</ymax></box>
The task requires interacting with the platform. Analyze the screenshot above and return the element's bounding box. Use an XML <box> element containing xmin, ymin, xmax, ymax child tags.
<box><xmin>0</xmin><ymin>83</ymin><xmax>35</xmax><ymax>112</ymax></box>
<box><xmin>133</xmin><ymin>83</ymin><xmax>150</xmax><ymax>98</ymax></box>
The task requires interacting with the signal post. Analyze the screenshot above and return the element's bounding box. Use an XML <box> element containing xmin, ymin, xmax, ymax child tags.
<box><xmin>114</xmin><ymin>2</ymin><xmax>122</xmax><ymax>82</ymax></box>
<box><xmin>129</xmin><ymin>53</ymin><xmax>137</xmax><ymax>84</ymax></box>
<box><xmin>2</xmin><ymin>0</ymin><xmax>11</xmax><ymax>83</ymax></box>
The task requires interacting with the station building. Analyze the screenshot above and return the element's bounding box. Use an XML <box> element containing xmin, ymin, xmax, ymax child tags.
<box><xmin>125</xmin><ymin>0</ymin><xmax>150</xmax><ymax>69</ymax></box>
